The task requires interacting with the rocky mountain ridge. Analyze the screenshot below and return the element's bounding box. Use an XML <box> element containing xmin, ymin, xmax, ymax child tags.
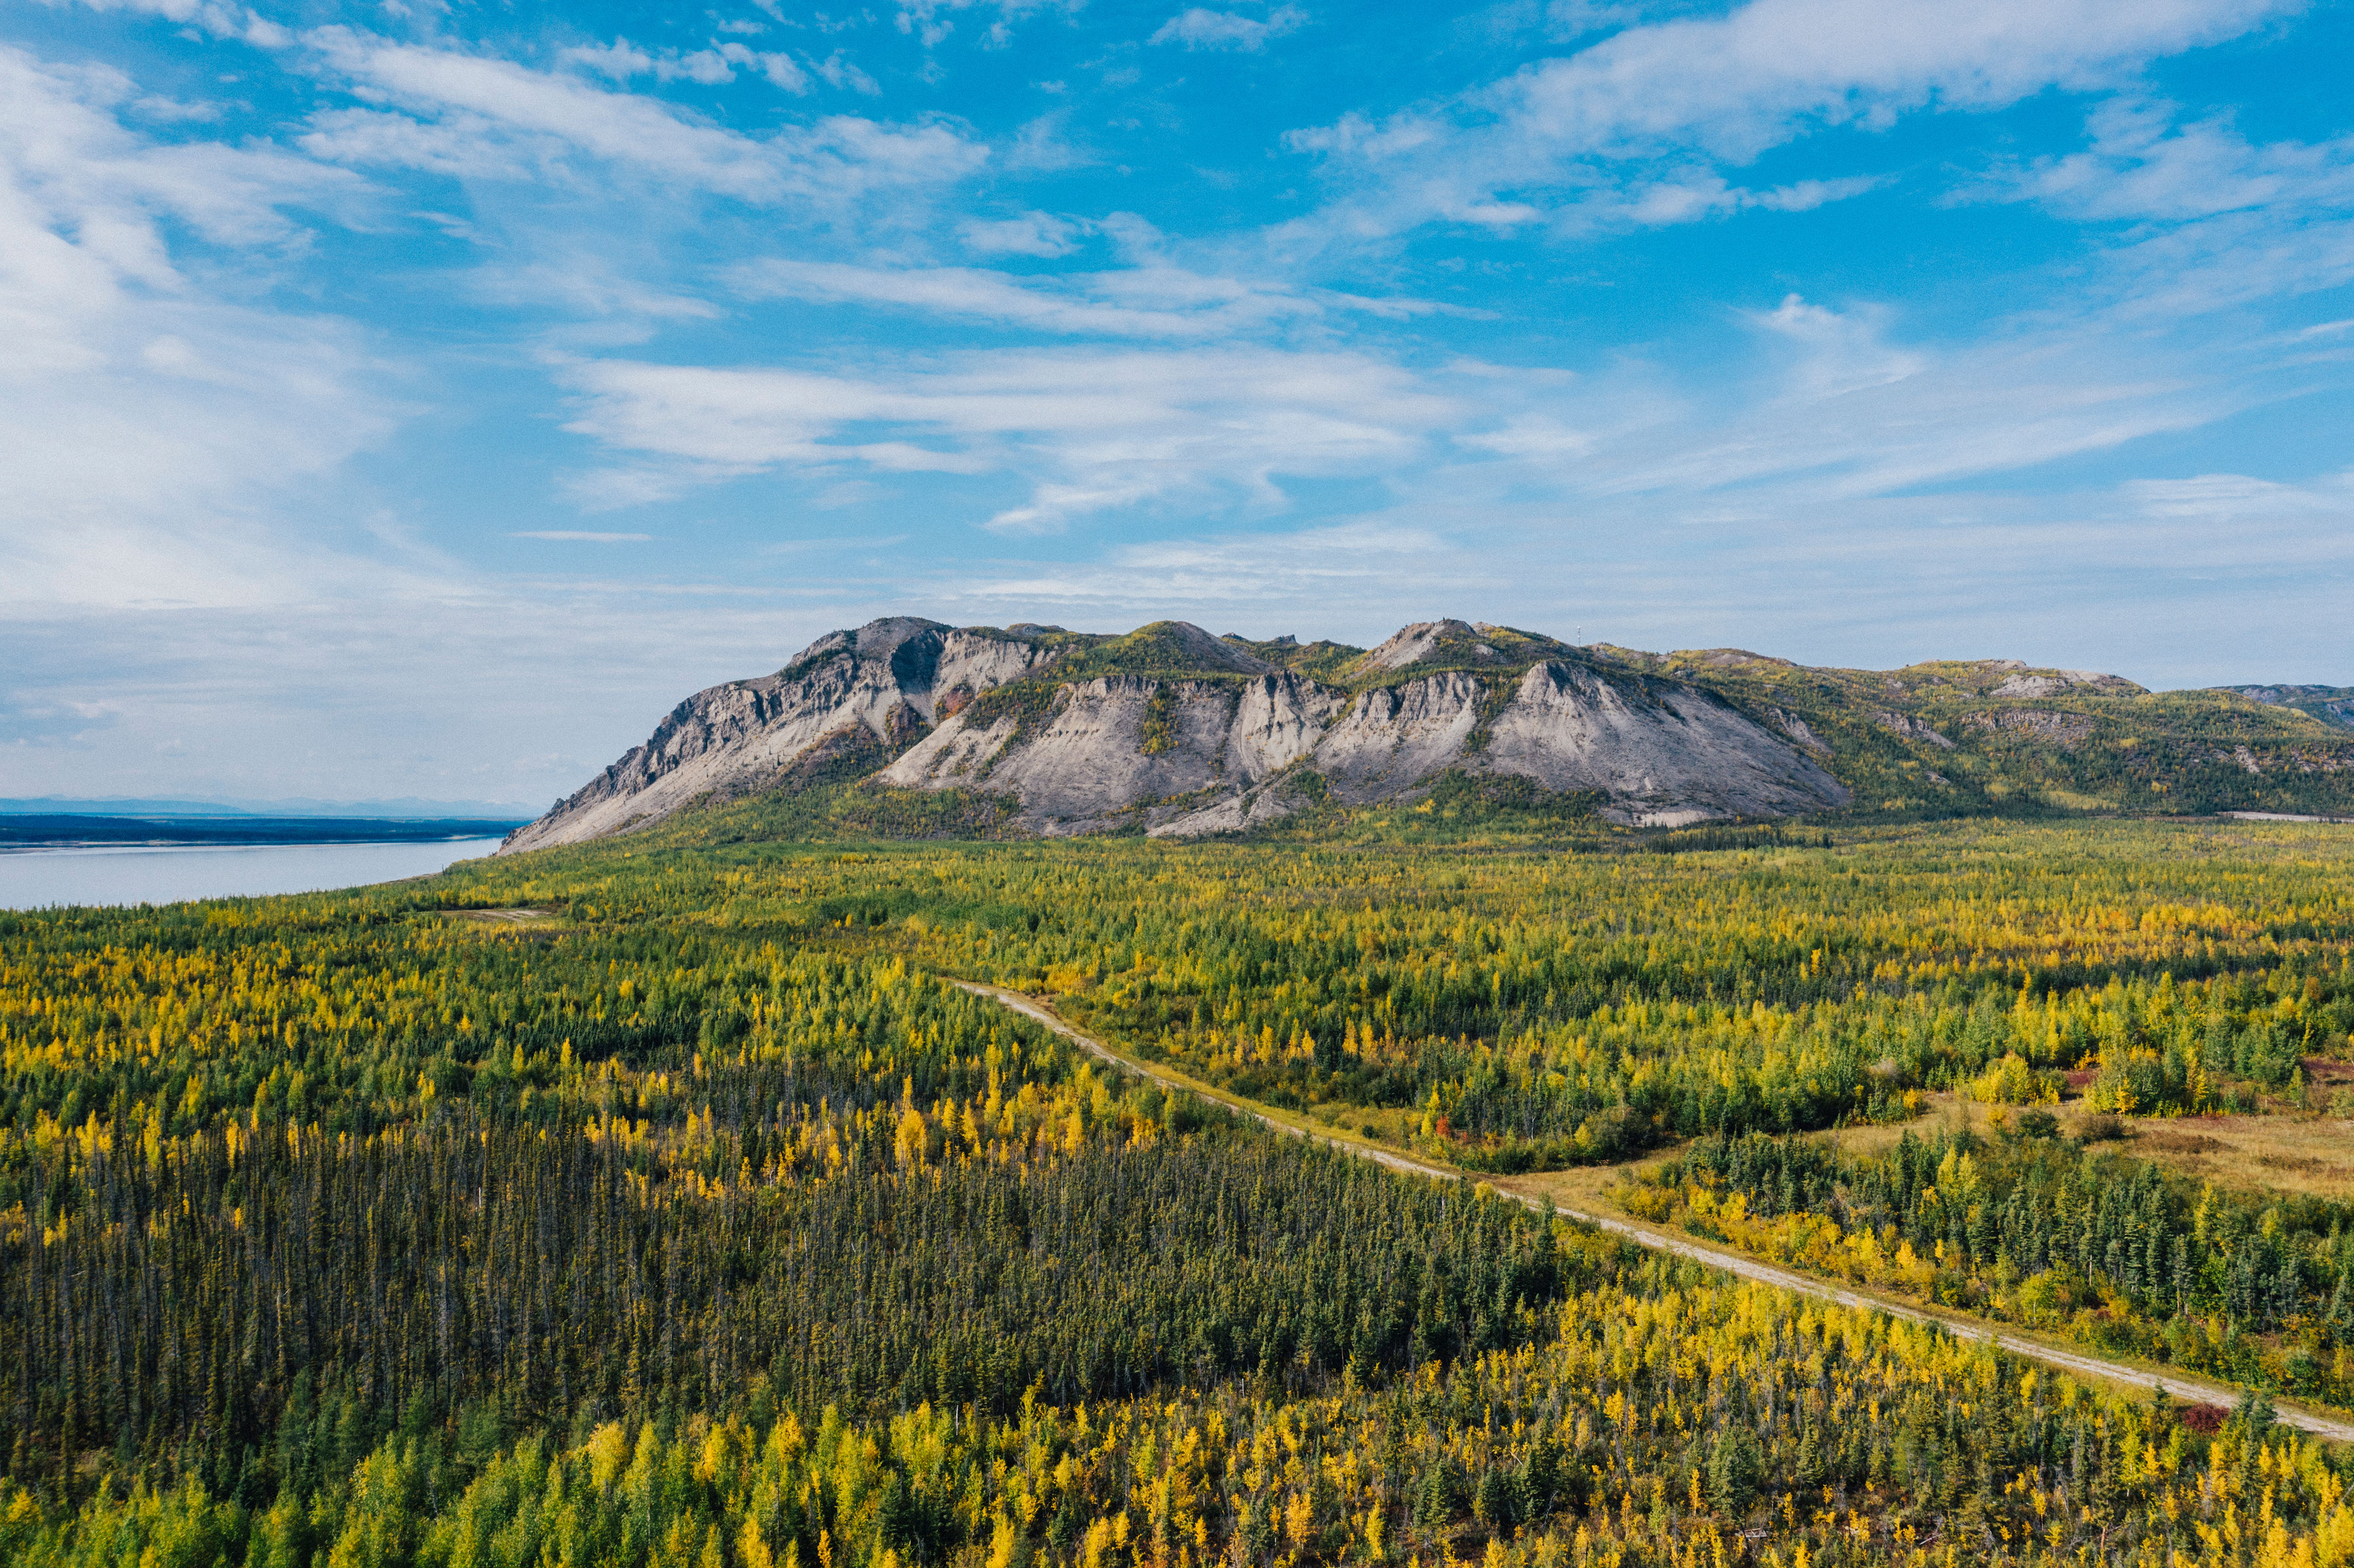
<box><xmin>500</xmin><ymin>619</ymin><xmax>1054</xmax><ymax>853</ymax></box>
<box><xmin>500</xmin><ymin>618</ymin><xmax>2354</xmax><ymax>853</ymax></box>
<box><xmin>2225</xmin><ymin>685</ymin><xmax>2354</xmax><ymax>732</ymax></box>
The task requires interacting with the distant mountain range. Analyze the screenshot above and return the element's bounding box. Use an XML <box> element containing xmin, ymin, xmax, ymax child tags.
<box><xmin>0</xmin><ymin>795</ymin><xmax>539</xmax><ymax>819</ymax></box>
<box><xmin>498</xmin><ymin>618</ymin><xmax>2354</xmax><ymax>853</ymax></box>
<box><xmin>0</xmin><ymin>813</ymin><xmax>530</xmax><ymax>849</ymax></box>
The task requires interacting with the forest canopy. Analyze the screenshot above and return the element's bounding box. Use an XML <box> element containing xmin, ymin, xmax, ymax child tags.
<box><xmin>4</xmin><ymin>818</ymin><xmax>2353</xmax><ymax>1566</ymax></box>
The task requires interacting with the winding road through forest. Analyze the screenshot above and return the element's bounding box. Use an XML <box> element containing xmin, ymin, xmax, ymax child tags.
<box><xmin>954</xmin><ymin>979</ymin><xmax>2354</xmax><ymax>1446</ymax></box>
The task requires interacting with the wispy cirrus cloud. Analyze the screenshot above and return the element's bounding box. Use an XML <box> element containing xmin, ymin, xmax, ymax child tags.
<box><xmin>955</xmin><ymin>520</ymin><xmax>1481</xmax><ymax>615</ymax></box>
<box><xmin>1441</xmin><ymin>294</ymin><xmax>2227</xmax><ymax>505</ymax></box>
<box><xmin>556</xmin><ymin>345</ymin><xmax>1459</xmax><ymax>531</ymax></box>
<box><xmin>11</xmin><ymin>0</ymin><xmax>2354</xmax><ymax>811</ymax></box>
<box><xmin>1995</xmin><ymin>99</ymin><xmax>2354</xmax><ymax>224</ymax></box>
<box><xmin>558</xmin><ymin>37</ymin><xmax>817</xmax><ymax>94</ymax></box>
<box><xmin>727</xmin><ymin>256</ymin><xmax>1339</xmax><ymax>337</ymax></box>
<box><xmin>1966</xmin><ymin>98</ymin><xmax>2354</xmax><ymax>317</ymax></box>
<box><xmin>298</xmin><ymin>30</ymin><xmax>984</xmax><ymax>207</ymax></box>
<box><xmin>958</xmin><ymin>210</ymin><xmax>1083</xmax><ymax>256</ymax></box>
<box><xmin>0</xmin><ymin>46</ymin><xmax>398</xmax><ymax>613</ymax></box>
<box><xmin>1282</xmin><ymin>0</ymin><xmax>2294</xmax><ymax>243</ymax></box>
<box><xmin>511</xmin><ymin>530</ymin><xmax>656</xmax><ymax>541</ymax></box>
<box><xmin>1150</xmin><ymin>5</ymin><xmax>1306</xmax><ymax>52</ymax></box>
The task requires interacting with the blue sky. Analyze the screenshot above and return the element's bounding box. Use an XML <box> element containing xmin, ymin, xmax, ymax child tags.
<box><xmin>3</xmin><ymin>0</ymin><xmax>2352</xmax><ymax>808</ymax></box>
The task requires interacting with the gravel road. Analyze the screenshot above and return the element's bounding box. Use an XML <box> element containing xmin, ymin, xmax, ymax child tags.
<box><xmin>956</xmin><ymin>980</ymin><xmax>2354</xmax><ymax>1446</ymax></box>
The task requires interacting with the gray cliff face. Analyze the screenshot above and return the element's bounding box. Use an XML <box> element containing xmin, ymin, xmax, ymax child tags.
<box><xmin>875</xmin><ymin>669</ymin><xmax>1343</xmax><ymax>835</ymax></box>
<box><xmin>1480</xmin><ymin>664</ymin><xmax>1849</xmax><ymax>827</ymax></box>
<box><xmin>1313</xmin><ymin>673</ymin><xmax>1488</xmax><ymax>802</ymax></box>
<box><xmin>506</xmin><ymin>617</ymin><xmax>1855</xmax><ymax>851</ymax></box>
<box><xmin>1226</xmin><ymin>673</ymin><xmax>1346</xmax><ymax>779</ymax></box>
<box><xmin>498</xmin><ymin>619</ymin><xmax>1051</xmax><ymax>852</ymax></box>
<box><xmin>878</xmin><ymin>654</ymin><xmax>1848</xmax><ymax>836</ymax></box>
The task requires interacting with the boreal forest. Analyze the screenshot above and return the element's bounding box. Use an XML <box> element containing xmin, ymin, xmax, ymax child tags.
<box><xmin>5</xmin><ymin>817</ymin><xmax>2354</xmax><ymax>1566</ymax></box>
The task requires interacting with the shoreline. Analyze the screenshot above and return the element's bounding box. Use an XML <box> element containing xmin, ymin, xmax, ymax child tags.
<box><xmin>1</xmin><ymin>834</ymin><xmax>506</xmax><ymax>852</ymax></box>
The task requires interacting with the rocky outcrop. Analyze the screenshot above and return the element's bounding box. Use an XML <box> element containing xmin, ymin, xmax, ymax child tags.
<box><xmin>1478</xmin><ymin>664</ymin><xmax>1847</xmax><ymax>827</ymax></box>
<box><xmin>1875</xmin><ymin>711</ymin><xmax>1956</xmax><ymax>749</ymax></box>
<box><xmin>505</xmin><ymin>615</ymin><xmax>1858</xmax><ymax>851</ymax></box>
<box><xmin>875</xmin><ymin>670</ymin><xmax>1344</xmax><ymax>836</ymax></box>
<box><xmin>878</xmin><ymin>654</ymin><xmax>1848</xmax><ymax>835</ymax></box>
<box><xmin>1989</xmin><ymin>670</ymin><xmax>2140</xmax><ymax>699</ymax></box>
<box><xmin>1313</xmin><ymin>673</ymin><xmax>1488</xmax><ymax>802</ymax></box>
<box><xmin>1354</xmin><ymin>620</ymin><xmax>1482</xmax><ymax>673</ymax></box>
<box><xmin>499</xmin><ymin>619</ymin><xmax>1052</xmax><ymax>852</ymax></box>
<box><xmin>1962</xmin><ymin>709</ymin><xmax>2098</xmax><ymax>745</ymax></box>
<box><xmin>2224</xmin><ymin>685</ymin><xmax>2354</xmax><ymax>732</ymax></box>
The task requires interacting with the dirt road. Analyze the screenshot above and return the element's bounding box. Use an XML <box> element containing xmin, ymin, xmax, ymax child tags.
<box><xmin>954</xmin><ymin>980</ymin><xmax>2354</xmax><ymax>1446</ymax></box>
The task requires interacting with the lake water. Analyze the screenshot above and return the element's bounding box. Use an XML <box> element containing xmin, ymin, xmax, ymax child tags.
<box><xmin>0</xmin><ymin>838</ymin><xmax>507</xmax><ymax>910</ymax></box>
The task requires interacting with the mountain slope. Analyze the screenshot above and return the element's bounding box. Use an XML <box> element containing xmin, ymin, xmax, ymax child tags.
<box><xmin>1611</xmin><ymin>650</ymin><xmax>2354</xmax><ymax>817</ymax></box>
<box><xmin>2223</xmin><ymin>683</ymin><xmax>2354</xmax><ymax>732</ymax></box>
<box><xmin>863</xmin><ymin>617</ymin><xmax>1849</xmax><ymax>836</ymax></box>
<box><xmin>501</xmin><ymin>619</ymin><xmax>1055</xmax><ymax>853</ymax></box>
<box><xmin>501</xmin><ymin>618</ymin><xmax>2354</xmax><ymax>851</ymax></box>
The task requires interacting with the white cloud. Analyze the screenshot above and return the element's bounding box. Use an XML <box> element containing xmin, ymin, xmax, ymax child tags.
<box><xmin>729</xmin><ymin>256</ymin><xmax>1333</xmax><ymax>337</ymax></box>
<box><xmin>810</xmin><ymin>52</ymin><xmax>882</xmax><ymax>94</ymax></box>
<box><xmin>2121</xmin><ymin>470</ymin><xmax>2354</xmax><ymax>526</ymax></box>
<box><xmin>1541</xmin><ymin>169</ymin><xmax>1887</xmax><ymax>232</ymax></box>
<box><xmin>1150</xmin><ymin>5</ymin><xmax>1306</xmax><ymax>52</ymax></box>
<box><xmin>1996</xmin><ymin>99</ymin><xmax>2354</xmax><ymax>224</ymax></box>
<box><xmin>558</xmin><ymin>37</ymin><xmax>815</xmax><ymax>93</ymax></box>
<box><xmin>1456</xmin><ymin>413</ymin><xmax>1597</xmax><ymax>461</ymax></box>
<box><xmin>1467</xmin><ymin>298</ymin><xmax>2225</xmax><ymax>504</ymax></box>
<box><xmin>1506</xmin><ymin>0</ymin><xmax>2276</xmax><ymax>158</ymax></box>
<box><xmin>1284</xmin><ymin>0</ymin><xmax>2291</xmax><ymax>243</ymax></box>
<box><xmin>1002</xmin><ymin>111</ymin><xmax>1090</xmax><ymax>172</ymax></box>
<box><xmin>556</xmin><ymin>346</ymin><xmax>1459</xmax><ymax>531</ymax></box>
<box><xmin>556</xmin><ymin>39</ymin><xmax>655</xmax><ymax>82</ymax></box>
<box><xmin>565</xmin><ymin>262</ymin><xmax>2284</xmax><ymax>546</ymax></box>
<box><xmin>956</xmin><ymin>521</ymin><xmax>1479</xmax><ymax>612</ymax></box>
<box><xmin>468</xmin><ymin>257</ymin><xmax>723</xmax><ymax>326</ymax></box>
<box><xmin>511</xmin><ymin>530</ymin><xmax>657</xmax><ymax>541</ymax></box>
<box><xmin>730</xmin><ymin>250</ymin><xmax>1471</xmax><ymax>343</ymax></box>
<box><xmin>56</xmin><ymin>0</ymin><xmax>292</xmax><ymax>47</ymax></box>
<box><xmin>0</xmin><ymin>47</ymin><xmax>400</xmax><ymax>613</ymax></box>
<box><xmin>667</xmin><ymin>49</ymin><xmax>738</xmax><ymax>85</ymax></box>
<box><xmin>1969</xmin><ymin>99</ymin><xmax>2354</xmax><ymax>317</ymax></box>
<box><xmin>745</xmin><ymin>48</ymin><xmax>815</xmax><ymax>93</ymax></box>
<box><xmin>959</xmin><ymin>210</ymin><xmax>1082</xmax><ymax>256</ymax></box>
<box><xmin>1747</xmin><ymin>293</ymin><xmax>1926</xmax><ymax>401</ymax></box>
<box><xmin>299</xmin><ymin>31</ymin><xmax>981</xmax><ymax>206</ymax></box>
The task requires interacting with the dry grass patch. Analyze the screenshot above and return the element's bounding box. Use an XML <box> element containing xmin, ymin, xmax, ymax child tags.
<box><xmin>2138</xmin><ymin>1129</ymin><xmax>2228</xmax><ymax>1155</ymax></box>
<box><xmin>2115</xmin><ymin>1112</ymin><xmax>2354</xmax><ymax>1200</ymax></box>
<box><xmin>1491</xmin><ymin>1146</ymin><xmax>1683</xmax><ymax>1216</ymax></box>
<box><xmin>1713</xmin><ymin>1091</ymin><xmax>2354</xmax><ymax>1202</ymax></box>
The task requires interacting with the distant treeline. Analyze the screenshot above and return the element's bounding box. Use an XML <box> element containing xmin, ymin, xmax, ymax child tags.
<box><xmin>0</xmin><ymin>815</ymin><xmax>522</xmax><ymax>847</ymax></box>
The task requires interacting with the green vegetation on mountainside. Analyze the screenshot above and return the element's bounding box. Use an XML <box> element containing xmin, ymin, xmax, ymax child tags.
<box><xmin>1596</xmin><ymin>650</ymin><xmax>2354</xmax><ymax>821</ymax></box>
<box><xmin>848</xmin><ymin>621</ymin><xmax>2354</xmax><ymax>830</ymax></box>
<box><xmin>2223</xmin><ymin>686</ymin><xmax>2354</xmax><ymax>736</ymax></box>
